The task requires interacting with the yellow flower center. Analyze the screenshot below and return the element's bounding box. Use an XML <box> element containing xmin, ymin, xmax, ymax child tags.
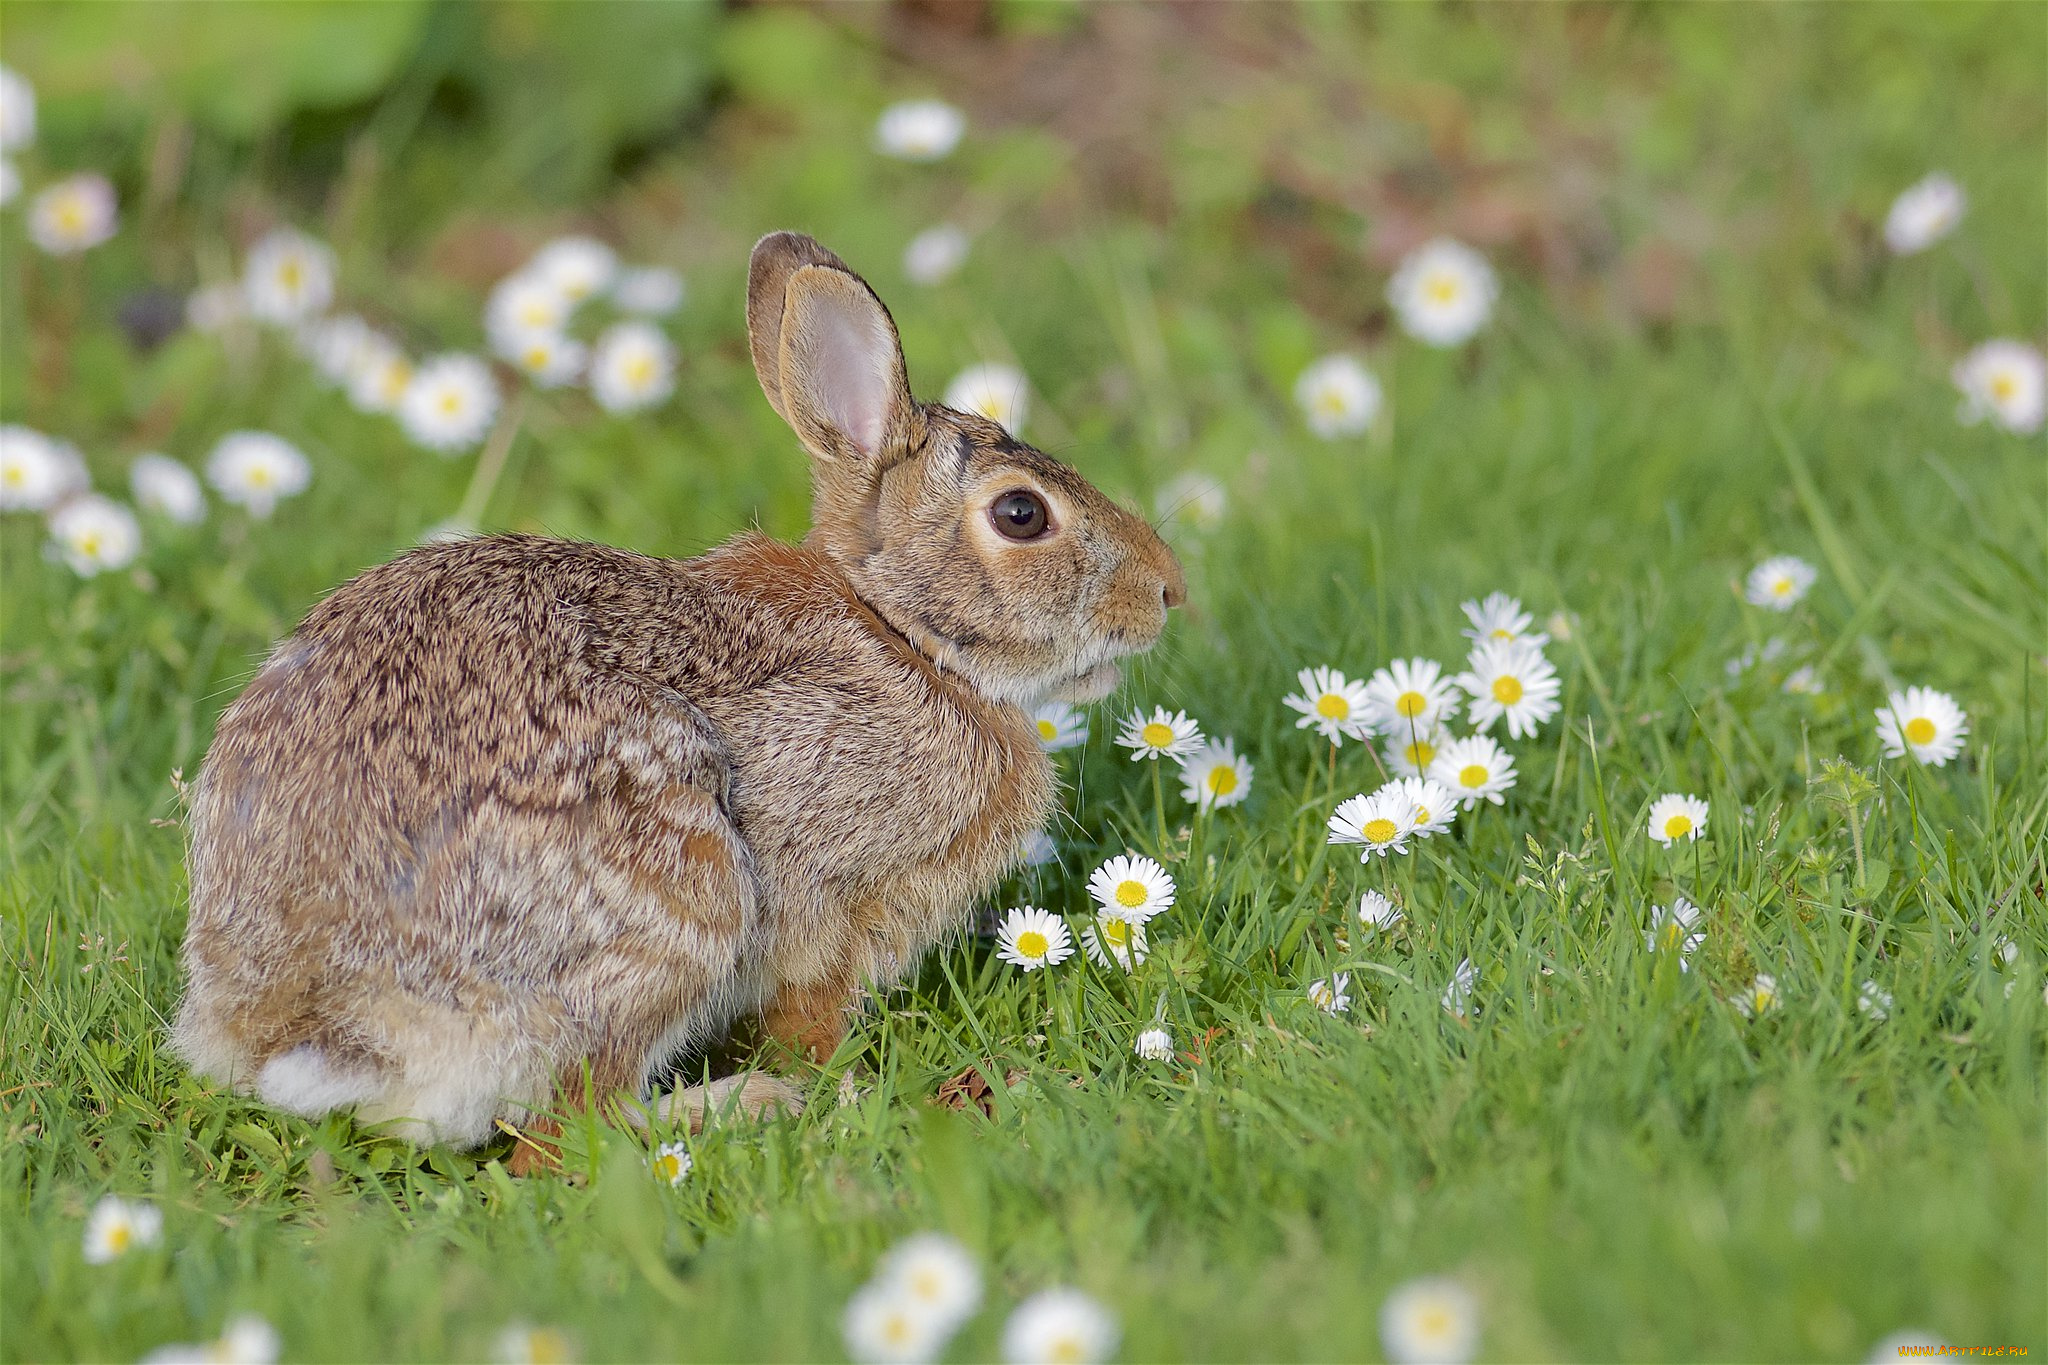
<box><xmin>439</xmin><ymin>391</ymin><xmax>462</xmax><ymax>415</ymax></box>
<box><xmin>1363</xmin><ymin>817</ymin><xmax>1399</xmax><ymax>843</ymax></box>
<box><xmin>1314</xmin><ymin>389</ymin><xmax>1348</xmax><ymax>416</ymax></box>
<box><xmin>1492</xmin><ymin>676</ymin><xmax>1523</xmax><ymax>704</ymax></box>
<box><xmin>78</xmin><ymin>532</ymin><xmax>102</xmax><ymax>556</ymax></box>
<box><xmin>909</xmin><ymin>1269</ymin><xmax>941</xmax><ymax>1298</ymax></box>
<box><xmin>1904</xmin><ymin>716</ymin><xmax>1936</xmax><ymax>745</ymax></box>
<box><xmin>626</xmin><ymin>355</ymin><xmax>656</xmax><ymax>388</ymax></box>
<box><xmin>653</xmin><ymin>1153</ymin><xmax>680</xmax><ymax>1181</ymax></box>
<box><xmin>1663</xmin><ymin>923</ymin><xmax>1685</xmax><ymax>949</ymax></box>
<box><xmin>1414</xmin><ymin>805</ymin><xmax>1432</xmax><ymax>824</ymax></box>
<box><xmin>1771</xmin><ymin>577</ymin><xmax>1793</xmax><ymax>596</ymax></box>
<box><xmin>1140</xmin><ymin>722</ymin><xmax>1175</xmax><ymax>748</ymax></box>
<box><xmin>107</xmin><ymin>1224</ymin><xmax>132</xmax><ymax>1253</ymax></box>
<box><xmin>1114</xmin><ymin>880</ymin><xmax>1148</xmax><ymax>908</ymax></box>
<box><xmin>1458</xmin><ymin>763</ymin><xmax>1488</xmax><ymax>788</ymax></box>
<box><xmin>1046</xmin><ymin>1338</ymin><xmax>1086</xmax><ymax>1365</ymax></box>
<box><xmin>1102</xmin><ymin>919</ymin><xmax>1132</xmax><ymax>947</ymax></box>
<box><xmin>1396</xmin><ymin>690</ymin><xmax>1427</xmax><ymax>717</ymax></box>
<box><xmin>382</xmin><ymin>364</ymin><xmax>411</xmax><ymax>401</ymax></box>
<box><xmin>1314</xmin><ymin>693</ymin><xmax>1348</xmax><ymax>720</ymax></box>
<box><xmin>1017</xmin><ymin>930</ymin><xmax>1048</xmax><ymax>958</ymax></box>
<box><xmin>1416</xmin><ymin>1305</ymin><xmax>1454</xmax><ymax>1340</ymax></box>
<box><xmin>1037</xmin><ymin>719</ymin><xmax>1059</xmax><ymax>742</ymax></box>
<box><xmin>1403</xmin><ymin>741</ymin><xmax>1436</xmax><ymax>768</ymax></box>
<box><xmin>279</xmin><ymin>259</ymin><xmax>302</xmax><ymax>291</ymax></box>
<box><xmin>529</xmin><ymin>1331</ymin><xmax>572</xmax><ymax>1365</ymax></box>
<box><xmin>1423</xmin><ymin>274</ymin><xmax>1460</xmax><ymax>305</ymax></box>
<box><xmin>1664</xmin><ymin>814</ymin><xmax>1692</xmax><ymax>839</ymax></box>
<box><xmin>1491</xmin><ymin>627</ymin><xmax>1512</xmax><ymax>639</ymax></box>
<box><xmin>526</xmin><ymin>345</ymin><xmax>551</xmax><ymax>370</ymax></box>
<box><xmin>1206</xmin><ymin>766</ymin><xmax>1238</xmax><ymax>795</ymax></box>
<box><xmin>522</xmin><ymin>303</ymin><xmax>552</xmax><ymax>326</ymax></box>
<box><xmin>3</xmin><ymin>466</ymin><xmax>21</xmax><ymax>485</ymax></box>
<box><xmin>57</xmin><ymin>198</ymin><xmax>85</xmax><ymax>232</ymax></box>
<box><xmin>247</xmin><ymin>466</ymin><xmax>272</xmax><ymax>487</ymax></box>
<box><xmin>1990</xmin><ymin>373</ymin><xmax>2016</xmax><ymax>401</ymax></box>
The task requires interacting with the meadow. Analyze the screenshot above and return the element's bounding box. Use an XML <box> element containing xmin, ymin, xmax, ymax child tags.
<box><xmin>2</xmin><ymin>6</ymin><xmax>2044</xmax><ymax>1362</ymax></box>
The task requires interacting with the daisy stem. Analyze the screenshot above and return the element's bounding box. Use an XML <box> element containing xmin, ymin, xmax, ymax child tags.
<box><xmin>453</xmin><ymin>391</ymin><xmax>529</xmax><ymax>529</ymax></box>
<box><xmin>1151</xmin><ymin>760</ymin><xmax>1167</xmax><ymax>855</ymax></box>
<box><xmin>1847</xmin><ymin>800</ymin><xmax>1867</xmax><ymax>893</ymax></box>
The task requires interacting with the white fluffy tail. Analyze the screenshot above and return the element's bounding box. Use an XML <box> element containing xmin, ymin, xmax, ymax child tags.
<box><xmin>255</xmin><ymin>1044</ymin><xmax>384</xmax><ymax>1117</ymax></box>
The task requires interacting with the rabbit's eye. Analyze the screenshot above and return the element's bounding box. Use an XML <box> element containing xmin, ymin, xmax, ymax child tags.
<box><xmin>990</xmin><ymin>490</ymin><xmax>1050</xmax><ymax>540</ymax></box>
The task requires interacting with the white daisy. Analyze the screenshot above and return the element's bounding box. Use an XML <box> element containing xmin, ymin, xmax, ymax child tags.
<box><xmin>1454</xmin><ymin>640</ymin><xmax>1561</xmax><ymax>739</ymax></box>
<box><xmin>485</xmin><ymin>272</ymin><xmax>573</xmax><ymax>356</ymax></box>
<box><xmin>493</xmin><ymin>1323</ymin><xmax>577</xmax><ymax>1365</ymax></box>
<box><xmin>1307</xmin><ymin>973</ymin><xmax>1352</xmax><ymax>1014</ymax></box>
<box><xmin>242</xmin><ymin>228</ymin><xmax>334</xmax><ymax>324</ymax></box>
<box><xmin>299</xmin><ymin>313</ymin><xmax>375</xmax><ymax>387</ymax></box>
<box><xmin>878</xmin><ymin>1233</ymin><xmax>982</xmax><ymax>1330</ymax></box>
<box><xmin>1328</xmin><ymin>790</ymin><xmax>1414</xmax><ymax>861</ymax></box>
<box><xmin>1087</xmin><ymin>853</ymin><xmax>1175</xmax><ymax>923</ymax></box>
<box><xmin>1154</xmin><ymin>469</ymin><xmax>1226</xmax><ymax>531</ymax></box>
<box><xmin>1</xmin><ymin>425</ymin><xmax>83</xmax><ymax>512</ymax></box>
<box><xmin>1645</xmin><ymin>898</ymin><xmax>1704</xmax><ymax>970</ymax></box>
<box><xmin>995</xmin><ymin>906</ymin><xmax>1073</xmax><ymax>971</ymax></box>
<box><xmin>1081</xmin><ymin>914</ymin><xmax>1149</xmax><ymax>971</ymax></box>
<box><xmin>142</xmin><ymin>1314</ymin><xmax>281</xmax><ymax>1365</ymax></box>
<box><xmin>1725</xmin><ymin>638</ymin><xmax>1789</xmax><ymax>679</ymax></box>
<box><xmin>589</xmin><ymin>321</ymin><xmax>676</xmax><ymax>414</ymax></box>
<box><xmin>1381</xmin><ymin>725</ymin><xmax>1450</xmax><ymax>781</ymax></box>
<box><xmin>842</xmin><ymin>1282</ymin><xmax>944</xmax><ymax>1365</ymax></box>
<box><xmin>1134</xmin><ymin>1027</ymin><xmax>1173</xmax><ymax>1061</ymax></box>
<box><xmin>1387</xmin><ymin>237</ymin><xmax>1499</xmax><ymax>347</ymax></box>
<box><xmin>1030</xmin><ymin>700</ymin><xmax>1089</xmax><ymax>751</ymax></box>
<box><xmin>1875</xmin><ymin>687</ymin><xmax>1969</xmax><ymax>767</ymax></box>
<box><xmin>1884</xmin><ymin>173</ymin><xmax>1965</xmax><ymax>255</ymax></box>
<box><xmin>875</xmin><ymin>99</ymin><xmax>966</xmax><ymax>162</ymax></box>
<box><xmin>943</xmin><ymin>362</ymin><xmax>1029</xmax><ymax>435</ymax></box>
<box><xmin>903</xmin><ymin>224</ymin><xmax>969</xmax><ymax>285</ymax></box>
<box><xmin>400</xmin><ymin>353</ymin><xmax>500</xmax><ymax>454</ymax></box>
<box><xmin>0</xmin><ymin>65</ymin><xmax>35</xmax><ymax>153</ymax></box>
<box><xmin>611</xmin><ymin>265</ymin><xmax>685</xmax><ymax>316</ymax></box>
<box><xmin>1018</xmin><ymin>829</ymin><xmax>1057</xmax><ymax>867</ymax></box>
<box><xmin>1428</xmin><ymin>734</ymin><xmax>1518</xmax><ymax>809</ymax></box>
<box><xmin>130</xmin><ymin>454</ymin><xmax>205</xmax><ymax>524</ymax></box>
<box><xmin>528</xmin><ymin>235</ymin><xmax>617</xmax><ymax>303</ymax></box>
<box><xmin>1379</xmin><ymin>1276</ymin><xmax>1480</xmax><ymax>1365</ymax></box>
<box><xmin>1732</xmin><ymin>972</ymin><xmax>1781</xmax><ymax>1020</ymax></box>
<box><xmin>82</xmin><ymin>1195</ymin><xmax>162</xmax><ymax>1264</ymax></box>
<box><xmin>1178</xmin><ymin>737</ymin><xmax>1254</xmax><ymax>810</ymax></box>
<box><xmin>651</xmin><ymin>1140</ymin><xmax>692</xmax><ymax>1187</ymax></box>
<box><xmin>1646</xmin><ymin>792</ymin><xmax>1708</xmax><ymax>846</ymax></box>
<box><xmin>1782</xmin><ymin>665</ymin><xmax>1824</xmax><ymax>696</ymax></box>
<box><xmin>1994</xmin><ymin>937</ymin><xmax>2018</xmax><ymax>967</ymax></box>
<box><xmin>1000</xmin><ymin>1288</ymin><xmax>1117</xmax><ymax>1365</ymax></box>
<box><xmin>1283</xmin><ymin>666</ymin><xmax>1376</xmax><ymax>745</ymax></box>
<box><xmin>1744</xmin><ymin>555</ymin><xmax>1818</xmax><ymax>610</ymax></box>
<box><xmin>1294</xmin><ymin>354</ymin><xmax>1381</xmax><ymax>438</ymax></box>
<box><xmin>507</xmin><ymin>331</ymin><xmax>587</xmax><ymax>389</ymax></box>
<box><xmin>1459</xmin><ymin>592</ymin><xmax>1548</xmax><ymax>647</ymax></box>
<box><xmin>185</xmin><ymin>283</ymin><xmax>244</xmax><ymax>334</ymax></box>
<box><xmin>29</xmin><ymin>172</ymin><xmax>117</xmax><ymax>255</ymax></box>
<box><xmin>1953</xmin><ymin>339</ymin><xmax>2047</xmax><ymax>435</ymax></box>
<box><xmin>1857</xmin><ymin>980</ymin><xmax>1893</xmax><ymax>1021</ymax></box>
<box><xmin>1365</xmin><ymin>657</ymin><xmax>1462</xmax><ymax>734</ymax></box>
<box><xmin>205</xmin><ymin>431</ymin><xmax>310</xmax><ymax>519</ymax></box>
<box><xmin>347</xmin><ymin>338</ymin><xmax>412</xmax><ymax>415</ymax></box>
<box><xmin>1358</xmin><ymin>890</ymin><xmax>1403</xmax><ymax>933</ymax></box>
<box><xmin>1390</xmin><ymin>776</ymin><xmax>1458</xmax><ymax>838</ymax></box>
<box><xmin>1441</xmin><ymin>957</ymin><xmax>1477</xmax><ymax>1018</ymax></box>
<box><xmin>49</xmin><ymin>495</ymin><xmax>141</xmax><ymax>577</ymax></box>
<box><xmin>1115</xmin><ymin>706</ymin><xmax>1203</xmax><ymax>761</ymax></box>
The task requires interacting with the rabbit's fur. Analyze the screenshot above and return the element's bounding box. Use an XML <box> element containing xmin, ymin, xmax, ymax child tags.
<box><xmin>173</xmin><ymin>232</ymin><xmax>1185</xmax><ymax>1152</ymax></box>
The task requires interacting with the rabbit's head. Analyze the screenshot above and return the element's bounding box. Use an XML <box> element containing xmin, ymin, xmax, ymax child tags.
<box><xmin>747</xmin><ymin>232</ymin><xmax>1185</xmax><ymax>709</ymax></box>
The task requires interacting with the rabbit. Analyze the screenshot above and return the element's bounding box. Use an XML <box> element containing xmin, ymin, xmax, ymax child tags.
<box><xmin>173</xmin><ymin>231</ymin><xmax>1186</xmax><ymax>1169</ymax></box>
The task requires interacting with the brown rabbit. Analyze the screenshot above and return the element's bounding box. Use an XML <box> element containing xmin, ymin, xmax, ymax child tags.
<box><xmin>173</xmin><ymin>232</ymin><xmax>1185</xmax><ymax>1166</ymax></box>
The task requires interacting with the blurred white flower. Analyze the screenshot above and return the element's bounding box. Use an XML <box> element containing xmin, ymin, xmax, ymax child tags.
<box><xmin>242</xmin><ymin>228</ymin><xmax>335</xmax><ymax>324</ymax></box>
<box><xmin>589</xmin><ymin>321</ymin><xmax>676</xmax><ymax>414</ymax></box>
<box><xmin>185</xmin><ymin>283</ymin><xmax>245</xmax><ymax>334</ymax></box>
<box><xmin>1359</xmin><ymin>890</ymin><xmax>1403</xmax><ymax>932</ymax></box>
<box><xmin>347</xmin><ymin>338</ymin><xmax>412</xmax><ymax>415</ymax></box>
<box><xmin>486</xmin><ymin>272</ymin><xmax>572</xmax><ymax>357</ymax></box>
<box><xmin>1781</xmin><ymin>664</ymin><xmax>1823</xmax><ymax>696</ymax></box>
<box><xmin>1379</xmin><ymin>1276</ymin><xmax>1480</xmax><ymax>1364</ymax></box>
<box><xmin>1731</xmin><ymin>972</ymin><xmax>1781</xmax><ymax>1020</ymax></box>
<box><xmin>1</xmin><ymin>425</ymin><xmax>84</xmax><ymax>512</ymax></box>
<box><xmin>1857</xmin><ymin>979</ymin><xmax>1893</xmax><ymax>1021</ymax></box>
<box><xmin>875</xmin><ymin>99</ymin><xmax>966</xmax><ymax>162</ymax></box>
<box><xmin>299</xmin><ymin>313</ymin><xmax>375</xmax><ymax>387</ymax></box>
<box><xmin>29</xmin><ymin>173</ymin><xmax>117</xmax><ymax>255</ymax></box>
<box><xmin>1388</xmin><ymin>238</ymin><xmax>1499</xmax><ymax>347</ymax></box>
<box><xmin>1646</xmin><ymin>792</ymin><xmax>1708</xmax><ymax>846</ymax></box>
<box><xmin>651</xmin><ymin>1140</ymin><xmax>692</xmax><ymax>1186</ymax></box>
<box><xmin>877</xmin><ymin>1233</ymin><xmax>982</xmax><ymax>1332</ymax></box>
<box><xmin>528</xmin><ymin>235</ymin><xmax>616</xmax><ymax>304</ymax></box>
<box><xmin>1645</xmin><ymin>897</ymin><xmax>1704</xmax><ymax>970</ymax></box>
<box><xmin>843</xmin><ymin>1281</ymin><xmax>945</xmax><ymax>1365</ymax></box>
<box><xmin>1019</xmin><ymin>829</ymin><xmax>1057</xmax><ymax>867</ymax></box>
<box><xmin>49</xmin><ymin>496</ymin><xmax>142</xmax><ymax>577</ymax></box>
<box><xmin>1155</xmin><ymin>469</ymin><xmax>1226</xmax><ymax>530</ymax></box>
<box><xmin>1744</xmin><ymin>555</ymin><xmax>1817</xmax><ymax>610</ymax></box>
<box><xmin>612</xmin><ymin>265</ymin><xmax>685</xmax><ymax>316</ymax></box>
<box><xmin>1884</xmin><ymin>173</ymin><xmax>1965</xmax><ymax>255</ymax></box>
<box><xmin>1460</xmin><ymin>592</ymin><xmax>1547</xmax><ymax>647</ymax></box>
<box><xmin>0</xmin><ymin>65</ymin><xmax>35</xmax><ymax>153</ymax></box>
<box><xmin>143</xmin><ymin>1314</ymin><xmax>280</xmax><ymax>1365</ymax></box>
<box><xmin>944</xmin><ymin>363</ymin><xmax>1029</xmax><ymax>435</ymax></box>
<box><xmin>1952</xmin><ymin>339</ymin><xmax>2046</xmax><ymax>435</ymax></box>
<box><xmin>1179</xmin><ymin>737</ymin><xmax>1253</xmax><ymax>810</ymax></box>
<box><xmin>206</xmin><ymin>431</ymin><xmax>310</xmax><ymax>518</ymax></box>
<box><xmin>493</xmin><ymin>1323</ymin><xmax>576</xmax><ymax>1365</ymax></box>
<box><xmin>1455</xmin><ymin>640</ymin><xmax>1561</xmax><ymax>740</ymax></box>
<box><xmin>1392</xmin><ymin>776</ymin><xmax>1458</xmax><ymax>839</ymax></box>
<box><xmin>1382</xmin><ymin>724</ymin><xmax>1448</xmax><ymax>781</ymax></box>
<box><xmin>1295</xmin><ymin>354</ymin><xmax>1380</xmax><ymax>438</ymax></box>
<box><xmin>1283</xmin><ymin>666</ymin><xmax>1375</xmax><ymax>745</ymax></box>
<box><xmin>1441</xmin><ymin>957</ymin><xmax>1478</xmax><ymax>1017</ymax></box>
<box><xmin>1875</xmin><ymin>686</ymin><xmax>1968</xmax><ymax>767</ymax></box>
<box><xmin>507</xmin><ymin>331</ymin><xmax>587</xmax><ymax>390</ymax></box>
<box><xmin>1307</xmin><ymin>973</ymin><xmax>1352</xmax><ymax>1014</ymax></box>
<box><xmin>1429</xmin><ymin>733</ymin><xmax>1517</xmax><ymax>809</ymax></box>
<box><xmin>400</xmin><ymin>354</ymin><xmax>500</xmax><ymax>454</ymax></box>
<box><xmin>130</xmin><ymin>454</ymin><xmax>205</xmax><ymax>524</ymax></box>
<box><xmin>1135</xmin><ymin>1027</ymin><xmax>1173</xmax><ymax>1060</ymax></box>
<box><xmin>1030</xmin><ymin>700</ymin><xmax>1089</xmax><ymax>751</ymax></box>
<box><xmin>1081</xmin><ymin>913</ymin><xmax>1149</xmax><ymax>971</ymax></box>
<box><xmin>1000</xmin><ymin>1288</ymin><xmax>1117</xmax><ymax>1365</ymax></box>
<box><xmin>82</xmin><ymin>1195</ymin><xmax>161</xmax><ymax>1263</ymax></box>
<box><xmin>903</xmin><ymin>224</ymin><xmax>970</xmax><ymax>284</ymax></box>
<box><xmin>1365</xmin><ymin>657</ymin><xmax>1463</xmax><ymax>735</ymax></box>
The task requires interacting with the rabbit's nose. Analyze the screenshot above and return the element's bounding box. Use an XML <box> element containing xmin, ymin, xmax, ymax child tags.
<box><xmin>1162</xmin><ymin>576</ymin><xmax>1186</xmax><ymax>610</ymax></box>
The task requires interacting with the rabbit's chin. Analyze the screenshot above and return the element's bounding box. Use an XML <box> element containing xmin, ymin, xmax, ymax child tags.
<box><xmin>1045</xmin><ymin>662</ymin><xmax>1122</xmax><ymax>704</ymax></box>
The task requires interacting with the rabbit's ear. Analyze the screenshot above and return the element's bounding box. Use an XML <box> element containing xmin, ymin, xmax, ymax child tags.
<box><xmin>748</xmin><ymin>234</ymin><xmax>913</xmax><ymax>464</ymax></box>
<box><xmin>747</xmin><ymin>231</ymin><xmax>851</xmax><ymax>425</ymax></box>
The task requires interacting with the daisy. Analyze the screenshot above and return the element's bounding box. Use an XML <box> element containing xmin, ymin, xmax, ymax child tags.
<box><xmin>528</xmin><ymin>235</ymin><xmax>617</xmax><ymax>303</ymax></box>
<box><xmin>1358</xmin><ymin>890</ymin><xmax>1403</xmax><ymax>933</ymax></box>
<box><xmin>1381</xmin><ymin>724</ymin><xmax>1449</xmax><ymax>780</ymax></box>
<box><xmin>0</xmin><ymin>65</ymin><xmax>34</xmax><ymax>153</ymax></box>
<box><xmin>185</xmin><ymin>283</ymin><xmax>244</xmax><ymax>334</ymax></box>
<box><xmin>943</xmin><ymin>362</ymin><xmax>1029</xmax><ymax>435</ymax></box>
<box><xmin>1087</xmin><ymin>853</ymin><xmax>1175</xmax><ymax>923</ymax></box>
<box><xmin>1459</xmin><ymin>592</ymin><xmax>1548</xmax><ymax>647</ymax></box>
<box><xmin>1154</xmin><ymin>469</ymin><xmax>1226</xmax><ymax>531</ymax></box>
<box><xmin>1116</xmin><ymin>706</ymin><xmax>1203</xmax><ymax>761</ymax></box>
<box><xmin>1</xmin><ymin>425</ymin><xmax>82</xmax><ymax>512</ymax></box>
<box><xmin>1744</xmin><ymin>555</ymin><xmax>1818</xmax><ymax>610</ymax></box>
<box><xmin>242</xmin><ymin>228</ymin><xmax>334</xmax><ymax>324</ymax></box>
<box><xmin>1857</xmin><ymin>980</ymin><xmax>1893</xmax><ymax>1021</ymax></box>
<box><xmin>29</xmin><ymin>172</ymin><xmax>117</xmax><ymax>255</ymax></box>
<box><xmin>1307</xmin><ymin>973</ymin><xmax>1352</xmax><ymax>1014</ymax></box>
<box><xmin>1283</xmin><ymin>666</ymin><xmax>1375</xmax><ymax>744</ymax></box>
<box><xmin>1953</xmin><ymin>340</ymin><xmax>2047</xmax><ymax>435</ymax></box>
<box><xmin>1875</xmin><ymin>687</ymin><xmax>1969</xmax><ymax>767</ymax></box>
<box><xmin>589</xmin><ymin>321</ymin><xmax>676</xmax><ymax>414</ymax></box>
<box><xmin>650</xmin><ymin>1140</ymin><xmax>692</xmax><ymax>1186</ymax></box>
<box><xmin>1081</xmin><ymin>914</ymin><xmax>1149</xmax><ymax>971</ymax></box>
<box><xmin>611</xmin><ymin>265</ymin><xmax>685</xmax><ymax>316</ymax></box>
<box><xmin>903</xmin><ymin>224</ymin><xmax>969</xmax><ymax>285</ymax></box>
<box><xmin>507</xmin><ymin>331</ymin><xmax>587</xmax><ymax>390</ymax></box>
<box><xmin>300</xmin><ymin>313</ymin><xmax>374</xmax><ymax>387</ymax></box>
<box><xmin>1001</xmin><ymin>1288</ymin><xmax>1117</xmax><ymax>1365</ymax></box>
<box><xmin>1294</xmin><ymin>354</ymin><xmax>1380</xmax><ymax>438</ymax></box>
<box><xmin>875</xmin><ymin>99</ymin><xmax>966</xmax><ymax>162</ymax></box>
<box><xmin>1387</xmin><ymin>237</ymin><xmax>1500</xmax><ymax>347</ymax></box>
<box><xmin>82</xmin><ymin>1195</ymin><xmax>162</xmax><ymax>1264</ymax></box>
<box><xmin>1441</xmin><ymin>958</ymin><xmax>1477</xmax><ymax>1018</ymax></box>
<box><xmin>493</xmin><ymin>1324</ymin><xmax>577</xmax><ymax>1365</ymax></box>
<box><xmin>1328</xmin><ymin>790</ymin><xmax>1414</xmax><ymax>861</ymax></box>
<box><xmin>142</xmin><ymin>1314</ymin><xmax>281</xmax><ymax>1365</ymax></box>
<box><xmin>1018</xmin><ymin>830</ymin><xmax>1057</xmax><ymax>867</ymax></box>
<box><xmin>1365</xmin><ymin>658</ymin><xmax>1462</xmax><ymax>735</ymax></box>
<box><xmin>1134</xmin><ymin>1027</ymin><xmax>1173</xmax><ymax>1061</ymax></box>
<box><xmin>1179</xmin><ymin>737</ymin><xmax>1254</xmax><ymax>810</ymax></box>
<box><xmin>485</xmin><ymin>272</ymin><xmax>573</xmax><ymax>355</ymax></box>
<box><xmin>205</xmin><ymin>431</ymin><xmax>310</xmax><ymax>519</ymax></box>
<box><xmin>1731</xmin><ymin>972</ymin><xmax>1781</xmax><ymax>1019</ymax></box>
<box><xmin>995</xmin><ymin>906</ymin><xmax>1072</xmax><ymax>971</ymax></box>
<box><xmin>1454</xmin><ymin>640</ymin><xmax>1560</xmax><ymax>739</ymax></box>
<box><xmin>1883</xmin><ymin>173</ymin><xmax>1965</xmax><ymax>255</ymax></box>
<box><xmin>48</xmin><ymin>496</ymin><xmax>142</xmax><ymax>577</ymax></box>
<box><xmin>347</xmin><ymin>338</ymin><xmax>412</xmax><ymax>415</ymax></box>
<box><xmin>1379</xmin><ymin>1276</ymin><xmax>1480</xmax><ymax>1365</ymax></box>
<box><xmin>130</xmin><ymin>454</ymin><xmax>205</xmax><ymax>524</ymax></box>
<box><xmin>1646</xmin><ymin>793</ymin><xmax>1708</xmax><ymax>846</ymax></box>
<box><xmin>842</xmin><ymin>1282</ymin><xmax>944</xmax><ymax>1365</ymax></box>
<box><xmin>1782</xmin><ymin>665</ymin><xmax>1824</xmax><ymax>696</ymax></box>
<box><xmin>1644</xmin><ymin>898</ymin><xmax>1704</xmax><ymax>970</ymax></box>
<box><xmin>1391</xmin><ymin>776</ymin><xmax>1458</xmax><ymax>838</ymax></box>
<box><xmin>879</xmin><ymin>1233</ymin><xmax>982</xmax><ymax>1330</ymax></box>
<box><xmin>400</xmin><ymin>353</ymin><xmax>500</xmax><ymax>453</ymax></box>
<box><xmin>1428</xmin><ymin>734</ymin><xmax>1518</xmax><ymax>809</ymax></box>
<box><xmin>1030</xmin><ymin>700</ymin><xmax>1088</xmax><ymax>751</ymax></box>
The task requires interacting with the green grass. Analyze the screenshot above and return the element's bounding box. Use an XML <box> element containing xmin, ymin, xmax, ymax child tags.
<box><xmin>3</xmin><ymin>6</ymin><xmax>2045</xmax><ymax>1361</ymax></box>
